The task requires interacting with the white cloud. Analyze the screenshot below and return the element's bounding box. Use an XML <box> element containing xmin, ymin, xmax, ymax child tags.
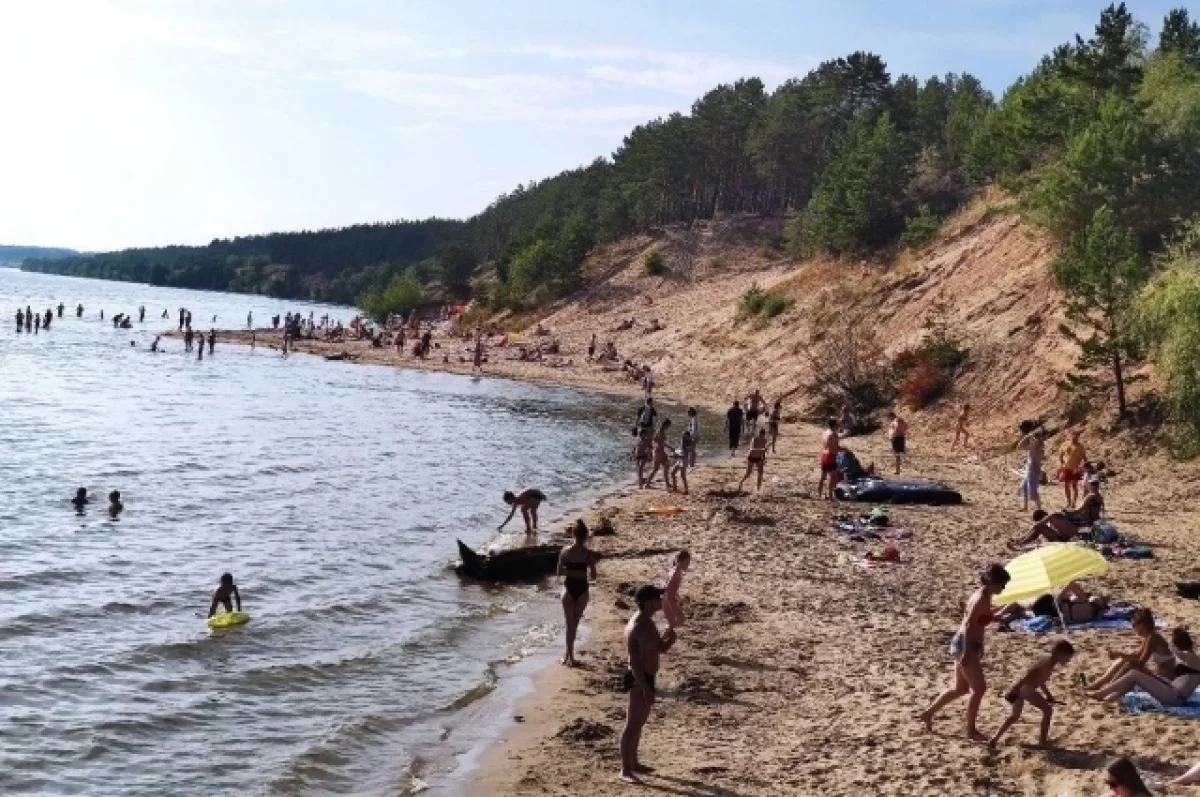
<box><xmin>517</xmin><ymin>43</ymin><xmax>800</xmax><ymax>94</ymax></box>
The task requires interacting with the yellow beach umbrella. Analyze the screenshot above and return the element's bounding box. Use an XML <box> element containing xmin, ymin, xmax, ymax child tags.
<box><xmin>995</xmin><ymin>544</ymin><xmax>1109</xmax><ymax>604</ymax></box>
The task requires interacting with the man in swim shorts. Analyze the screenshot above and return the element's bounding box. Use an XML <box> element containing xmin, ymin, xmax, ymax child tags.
<box><xmin>208</xmin><ymin>573</ymin><xmax>242</xmax><ymax>617</ymax></box>
<box><xmin>620</xmin><ymin>585</ymin><xmax>676</xmax><ymax>784</ymax></box>
<box><xmin>887</xmin><ymin>411</ymin><xmax>908</xmax><ymax>475</ymax></box>
<box><xmin>1058</xmin><ymin>429</ymin><xmax>1086</xmax><ymax>509</ymax></box>
<box><xmin>818</xmin><ymin>418</ymin><xmax>839</xmax><ymax>500</ymax></box>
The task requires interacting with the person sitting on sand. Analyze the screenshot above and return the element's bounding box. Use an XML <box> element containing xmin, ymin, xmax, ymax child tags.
<box><xmin>71</xmin><ymin>487</ymin><xmax>90</xmax><ymax>511</ymax></box>
<box><xmin>557</xmin><ymin>520</ymin><xmax>597</xmax><ymax>667</ymax></box>
<box><xmin>919</xmin><ymin>563</ymin><xmax>1011</xmax><ymax>741</ymax></box>
<box><xmin>989</xmin><ymin>640</ymin><xmax>1074</xmax><ymax>748</ymax></box>
<box><xmin>1087</xmin><ymin>626</ymin><xmax>1200</xmax><ymax>706</ymax></box>
<box><xmin>1063</xmin><ymin>476</ymin><xmax>1105</xmax><ymax>528</ymax></box>
<box><xmin>1085</xmin><ymin>608</ymin><xmax>1174</xmax><ymax>693</ymax></box>
<box><xmin>499</xmin><ymin>489</ymin><xmax>547</xmax><ymax>534</ymax></box>
<box><xmin>620</xmin><ymin>585</ymin><xmax>676</xmax><ymax>784</ymax></box>
<box><xmin>1106</xmin><ymin>757</ymin><xmax>1153</xmax><ymax>796</ymax></box>
<box><xmin>107</xmin><ymin>490</ymin><xmax>123</xmax><ymax>517</ymax></box>
<box><xmin>208</xmin><ymin>573</ymin><xmax>242</xmax><ymax>618</ymax></box>
<box><xmin>1171</xmin><ymin>757</ymin><xmax>1200</xmax><ymax>787</ymax></box>
<box><xmin>1008</xmin><ymin>509</ymin><xmax>1083</xmax><ymax>550</ymax></box>
<box><xmin>953</xmin><ymin>404</ymin><xmax>971</xmax><ymax>449</ymax></box>
<box><xmin>737</xmin><ymin>428</ymin><xmax>769</xmax><ymax>493</ymax></box>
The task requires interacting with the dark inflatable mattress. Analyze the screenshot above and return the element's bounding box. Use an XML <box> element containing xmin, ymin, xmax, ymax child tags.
<box><xmin>834</xmin><ymin>477</ymin><xmax>963</xmax><ymax>505</ymax></box>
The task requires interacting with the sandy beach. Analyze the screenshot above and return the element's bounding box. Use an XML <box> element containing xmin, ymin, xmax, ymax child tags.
<box><xmin>182</xmin><ymin>311</ymin><xmax>1200</xmax><ymax>796</ymax></box>
<box><xmin>460</xmin><ymin>427</ymin><xmax>1200</xmax><ymax>796</ymax></box>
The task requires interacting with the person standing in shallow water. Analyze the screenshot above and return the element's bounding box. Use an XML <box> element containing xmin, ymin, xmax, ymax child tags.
<box><xmin>556</xmin><ymin>520</ymin><xmax>597</xmax><ymax>667</ymax></box>
<box><xmin>207</xmin><ymin>330</ymin><xmax>215</xmax><ymax>354</ymax></box>
<box><xmin>498</xmin><ymin>489</ymin><xmax>546</xmax><ymax>534</ymax></box>
<box><xmin>25</xmin><ymin>305</ymin><xmax>32</xmax><ymax>330</ymax></box>
<box><xmin>16</xmin><ymin>308</ymin><xmax>23</xmax><ymax>331</ymax></box>
<box><xmin>919</xmin><ymin>563</ymin><xmax>1011</xmax><ymax>742</ymax></box>
<box><xmin>57</xmin><ymin>302</ymin><xmax>63</xmax><ymax>318</ymax></box>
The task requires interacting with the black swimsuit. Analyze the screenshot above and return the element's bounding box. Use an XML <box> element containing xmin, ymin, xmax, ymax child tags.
<box><xmin>564</xmin><ymin>560</ymin><xmax>589</xmax><ymax>600</ymax></box>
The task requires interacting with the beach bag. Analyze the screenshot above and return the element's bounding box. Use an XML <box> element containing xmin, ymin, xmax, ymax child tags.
<box><xmin>864</xmin><ymin>507</ymin><xmax>890</xmax><ymax>527</ymax></box>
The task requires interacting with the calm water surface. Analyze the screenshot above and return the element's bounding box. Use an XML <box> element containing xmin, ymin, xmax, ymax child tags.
<box><xmin>0</xmin><ymin>270</ymin><xmax>659</xmax><ymax>796</ymax></box>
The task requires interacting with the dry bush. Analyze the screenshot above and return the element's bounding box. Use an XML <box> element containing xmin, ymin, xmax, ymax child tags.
<box><xmin>898</xmin><ymin>357</ymin><xmax>949</xmax><ymax>409</ymax></box>
<box><xmin>800</xmin><ymin>321</ymin><xmax>895</xmax><ymax>418</ymax></box>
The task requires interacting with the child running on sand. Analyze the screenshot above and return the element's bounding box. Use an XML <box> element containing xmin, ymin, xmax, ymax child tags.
<box><xmin>919</xmin><ymin>564</ymin><xmax>1011</xmax><ymax>741</ymax></box>
<box><xmin>989</xmin><ymin>640</ymin><xmax>1074</xmax><ymax>748</ymax></box>
<box><xmin>662</xmin><ymin>550</ymin><xmax>690</xmax><ymax>628</ymax></box>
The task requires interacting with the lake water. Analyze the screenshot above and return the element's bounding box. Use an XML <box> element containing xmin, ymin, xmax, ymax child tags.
<box><xmin>0</xmin><ymin>270</ymin><xmax>671</xmax><ymax>795</ymax></box>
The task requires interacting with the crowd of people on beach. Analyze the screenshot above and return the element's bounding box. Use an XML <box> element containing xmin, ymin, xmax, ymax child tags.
<box><xmin>497</xmin><ymin>345</ymin><xmax>1200</xmax><ymax>791</ymax></box>
<box><xmin>18</xmin><ymin>289</ymin><xmax>1200</xmax><ymax>792</ymax></box>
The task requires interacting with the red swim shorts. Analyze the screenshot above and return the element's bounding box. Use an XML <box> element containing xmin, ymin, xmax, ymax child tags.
<box><xmin>1058</xmin><ymin>468</ymin><xmax>1081</xmax><ymax>483</ymax></box>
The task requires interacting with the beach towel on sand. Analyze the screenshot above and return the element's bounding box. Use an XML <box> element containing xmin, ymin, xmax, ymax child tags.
<box><xmin>1124</xmin><ymin>690</ymin><xmax>1200</xmax><ymax>717</ymax></box>
<box><xmin>1010</xmin><ymin>606</ymin><xmax>1155</xmax><ymax>634</ymax></box>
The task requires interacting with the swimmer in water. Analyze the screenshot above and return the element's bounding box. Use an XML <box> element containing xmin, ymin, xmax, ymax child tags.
<box><xmin>71</xmin><ymin>487</ymin><xmax>90</xmax><ymax>511</ymax></box>
<box><xmin>108</xmin><ymin>490</ymin><xmax>123</xmax><ymax>517</ymax></box>
<box><xmin>208</xmin><ymin>573</ymin><xmax>242</xmax><ymax>617</ymax></box>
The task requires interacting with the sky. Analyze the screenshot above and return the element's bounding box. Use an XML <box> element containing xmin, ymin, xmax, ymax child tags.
<box><xmin>0</xmin><ymin>0</ymin><xmax>1191</xmax><ymax>252</ymax></box>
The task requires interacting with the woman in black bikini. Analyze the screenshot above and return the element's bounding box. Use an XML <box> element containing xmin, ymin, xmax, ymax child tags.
<box><xmin>557</xmin><ymin>520</ymin><xmax>597</xmax><ymax>667</ymax></box>
<box><xmin>919</xmin><ymin>563</ymin><xmax>1010</xmax><ymax>741</ymax></box>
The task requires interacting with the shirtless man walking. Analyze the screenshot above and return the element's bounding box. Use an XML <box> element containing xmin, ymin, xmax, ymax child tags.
<box><xmin>818</xmin><ymin>418</ymin><xmax>840</xmax><ymax>500</ymax></box>
<box><xmin>620</xmin><ymin>585</ymin><xmax>676</xmax><ymax>783</ymax></box>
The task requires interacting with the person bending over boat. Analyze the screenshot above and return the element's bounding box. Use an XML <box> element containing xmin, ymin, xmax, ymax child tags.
<box><xmin>208</xmin><ymin>573</ymin><xmax>242</xmax><ymax>618</ymax></box>
<box><xmin>499</xmin><ymin>489</ymin><xmax>546</xmax><ymax>534</ymax></box>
